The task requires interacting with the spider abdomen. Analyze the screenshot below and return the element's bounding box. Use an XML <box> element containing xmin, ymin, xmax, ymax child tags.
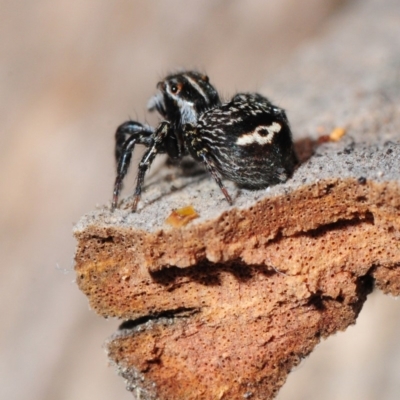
<box><xmin>193</xmin><ymin>93</ymin><xmax>298</xmax><ymax>189</ymax></box>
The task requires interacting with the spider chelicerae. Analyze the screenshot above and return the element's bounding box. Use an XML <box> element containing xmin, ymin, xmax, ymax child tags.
<box><xmin>111</xmin><ymin>71</ymin><xmax>297</xmax><ymax>212</ymax></box>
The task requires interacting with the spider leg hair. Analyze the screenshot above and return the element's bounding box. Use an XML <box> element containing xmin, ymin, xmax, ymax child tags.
<box><xmin>183</xmin><ymin>125</ymin><xmax>233</xmax><ymax>205</ymax></box>
<box><xmin>112</xmin><ymin>121</ymin><xmax>154</xmax><ymax>211</ymax></box>
<box><xmin>131</xmin><ymin>121</ymin><xmax>171</xmax><ymax>212</ymax></box>
<box><xmin>115</xmin><ymin>121</ymin><xmax>154</xmax><ymax>162</ymax></box>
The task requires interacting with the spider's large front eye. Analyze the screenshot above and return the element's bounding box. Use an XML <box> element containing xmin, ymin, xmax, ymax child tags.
<box><xmin>169</xmin><ymin>82</ymin><xmax>182</xmax><ymax>94</ymax></box>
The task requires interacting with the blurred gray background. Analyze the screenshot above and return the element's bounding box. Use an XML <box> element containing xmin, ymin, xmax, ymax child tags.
<box><xmin>1</xmin><ymin>1</ymin><xmax>399</xmax><ymax>399</ymax></box>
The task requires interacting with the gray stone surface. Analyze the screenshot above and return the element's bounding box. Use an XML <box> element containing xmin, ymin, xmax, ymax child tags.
<box><xmin>75</xmin><ymin>137</ymin><xmax>400</xmax><ymax>233</ymax></box>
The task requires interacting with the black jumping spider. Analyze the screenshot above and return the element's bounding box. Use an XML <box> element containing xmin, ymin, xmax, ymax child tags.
<box><xmin>112</xmin><ymin>71</ymin><xmax>297</xmax><ymax>212</ymax></box>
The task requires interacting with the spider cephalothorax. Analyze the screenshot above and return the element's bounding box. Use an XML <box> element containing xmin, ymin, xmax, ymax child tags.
<box><xmin>111</xmin><ymin>71</ymin><xmax>297</xmax><ymax>212</ymax></box>
<box><xmin>147</xmin><ymin>71</ymin><xmax>221</xmax><ymax>126</ymax></box>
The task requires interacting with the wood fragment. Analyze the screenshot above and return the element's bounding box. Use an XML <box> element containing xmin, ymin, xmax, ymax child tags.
<box><xmin>165</xmin><ymin>205</ymin><xmax>199</xmax><ymax>227</ymax></box>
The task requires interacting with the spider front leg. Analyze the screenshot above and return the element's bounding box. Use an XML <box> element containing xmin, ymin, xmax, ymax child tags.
<box><xmin>112</xmin><ymin>121</ymin><xmax>154</xmax><ymax>211</ymax></box>
<box><xmin>183</xmin><ymin>125</ymin><xmax>233</xmax><ymax>205</ymax></box>
<box><xmin>131</xmin><ymin>121</ymin><xmax>171</xmax><ymax>212</ymax></box>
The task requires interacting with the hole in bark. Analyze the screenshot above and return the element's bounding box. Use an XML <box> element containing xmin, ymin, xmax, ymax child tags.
<box><xmin>118</xmin><ymin>307</ymin><xmax>199</xmax><ymax>330</ymax></box>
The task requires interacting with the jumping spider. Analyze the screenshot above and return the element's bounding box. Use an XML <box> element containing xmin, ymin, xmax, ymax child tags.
<box><xmin>112</xmin><ymin>71</ymin><xmax>297</xmax><ymax>212</ymax></box>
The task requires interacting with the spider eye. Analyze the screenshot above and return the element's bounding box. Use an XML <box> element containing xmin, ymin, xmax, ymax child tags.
<box><xmin>169</xmin><ymin>82</ymin><xmax>182</xmax><ymax>95</ymax></box>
